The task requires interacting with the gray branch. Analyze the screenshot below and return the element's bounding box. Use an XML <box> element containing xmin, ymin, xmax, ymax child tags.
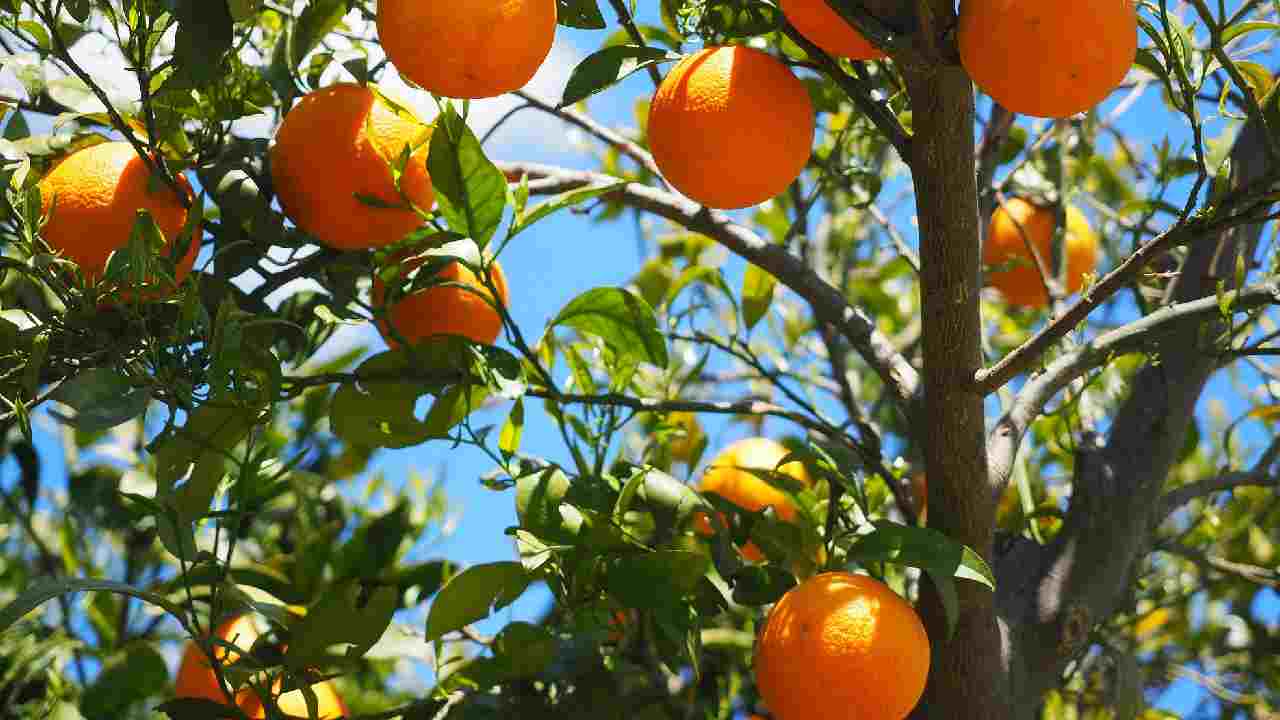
<box><xmin>498</xmin><ymin>161</ymin><xmax>923</xmax><ymax>416</ymax></box>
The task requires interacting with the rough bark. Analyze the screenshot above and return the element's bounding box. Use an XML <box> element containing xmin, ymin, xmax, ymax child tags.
<box><xmin>994</xmin><ymin>118</ymin><xmax>1276</xmax><ymax>716</ymax></box>
<box><xmin>895</xmin><ymin>1</ymin><xmax>1008</xmax><ymax>716</ymax></box>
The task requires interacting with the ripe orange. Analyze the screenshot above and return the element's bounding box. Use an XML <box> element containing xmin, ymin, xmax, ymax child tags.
<box><xmin>372</xmin><ymin>250</ymin><xmax>510</xmax><ymax>348</ymax></box>
<box><xmin>958</xmin><ymin>0</ymin><xmax>1137</xmax><ymax>118</ymax></box>
<box><xmin>648</xmin><ymin>46</ymin><xmax>815</xmax><ymax>210</ymax></box>
<box><xmin>240</xmin><ymin>676</ymin><xmax>348</xmax><ymax>720</ymax></box>
<box><xmin>697</xmin><ymin>437</ymin><xmax>810</xmax><ymax>562</ymax></box>
<box><xmin>174</xmin><ymin>615</ymin><xmax>262</xmax><ymax>706</ymax></box>
<box><xmin>377</xmin><ymin>0</ymin><xmax>557</xmax><ymax>99</ymax></box>
<box><xmin>977</xmin><ymin>197</ymin><xmax>1100</xmax><ymax>307</ymax></box>
<box><xmin>36</xmin><ymin>141</ymin><xmax>198</xmax><ymax>287</ymax></box>
<box><xmin>983</xmin><ymin>198</ymin><xmax>1099</xmax><ymax>308</ymax></box>
<box><xmin>174</xmin><ymin>614</ymin><xmax>347</xmax><ymax>719</ymax></box>
<box><xmin>780</xmin><ymin>0</ymin><xmax>885</xmax><ymax>60</ymax></box>
<box><xmin>755</xmin><ymin>572</ymin><xmax>929</xmax><ymax>720</ymax></box>
<box><xmin>270</xmin><ymin>83</ymin><xmax>434</xmax><ymax>251</ymax></box>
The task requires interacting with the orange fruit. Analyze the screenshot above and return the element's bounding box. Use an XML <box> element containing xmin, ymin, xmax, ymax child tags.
<box><xmin>959</xmin><ymin>0</ymin><xmax>1137</xmax><ymax>118</ymax></box>
<box><xmin>174</xmin><ymin>615</ymin><xmax>262</xmax><ymax>706</ymax></box>
<box><xmin>372</xmin><ymin>250</ymin><xmax>510</xmax><ymax>348</ymax></box>
<box><xmin>270</xmin><ymin>83</ymin><xmax>434</xmax><ymax>251</ymax></box>
<box><xmin>697</xmin><ymin>437</ymin><xmax>810</xmax><ymax>561</ymax></box>
<box><xmin>780</xmin><ymin>0</ymin><xmax>885</xmax><ymax>60</ymax></box>
<box><xmin>648</xmin><ymin>46</ymin><xmax>815</xmax><ymax>209</ymax></box>
<box><xmin>755</xmin><ymin>572</ymin><xmax>929</xmax><ymax>720</ymax></box>
<box><xmin>175</xmin><ymin>614</ymin><xmax>347</xmax><ymax>719</ymax></box>
<box><xmin>37</xmin><ymin>141</ymin><xmax>198</xmax><ymax>288</ymax></box>
<box><xmin>240</xmin><ymin>676</ymin><xmax>348</xmax><ymax>720</ymax></box>
<box><xmin>377</xmin><ymin>0</ymin><xmax>557</xmax><ymax>99</ymax></box>
<box><xmin>983</xmin><ymin>198</ymin><xmax>1099</xmax><ymax>308</ymax></box>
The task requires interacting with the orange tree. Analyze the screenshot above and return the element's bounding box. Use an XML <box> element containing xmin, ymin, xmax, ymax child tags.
<box><xmin>0</xmin><ymin>1</ymin><xmax>1279</xmax><ymax>719</ymax></box>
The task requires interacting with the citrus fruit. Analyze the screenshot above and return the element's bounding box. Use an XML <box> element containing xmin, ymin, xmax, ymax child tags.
<box><xmin>755</xmin><ymin>572</ymin><xmax>930</xmax><ymax>720</ymax></box>
<box><xmin>36</xmin><ymin>141</ymin><xmax>198</xmax><ymax>288</ymax></box>
<box><xmin>270</xmin><ymin>83</ymin><xmax>434</xmax><ymax>251</ymax></box>
<box><xmin>174</xmin><ymin>615</ymin><xmax>262</xmax><ymax>706</ymax></box>
<box><xmin>240</xmin><ymin>675</ymin><xmax>348</xmax><ymax>720</ymax></box>
<box><xmin>377</xmin><ymin>0</ymin><xmax>557</xmax><ymax>99</ymax></box>
<box><xmin>372</xmin><ymin>249</ymin><xmax>510</xmax><ymax>348</ymax></box>
<box><xmin>175</xmin><ymin>614</ymin><xmax>347</xmax><ymax>719</ymax></box>
<box><xmin>648</xmin><ymin>46</ymin><xmax>815</xmax><ymax>209</ymax></box>
<box><xmin>780</xmin><ymin>0</ymin><xmax>885</xmax><ymax>60</ymax></box>
<box><xmin>959</xmin><ymin>0</ymin><xmax>1137</xmax><ymax>118</ymax></box>
<box><xmin>697</xmin><ymin>437</ymin><xmax>810</xmax><ymax>562</ymax></box>
<box><xmin>983</xmin><ymin>198</ymin><xmax>1099</xmax><ymax>308</ymax></box>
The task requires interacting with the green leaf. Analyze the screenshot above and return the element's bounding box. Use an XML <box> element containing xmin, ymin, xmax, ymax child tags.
<box><xmin>606</xmin><ymin>550</ymin><xmax>709</xmax><ymax>609</ymax></box>
<box><xmin>284</xmin><ymin>580</ymin><xmax>398</xmax><ymax>668</ymax></box>
<box><xmin>741</xmin><ymin>262</ymin><xmax>776</xmax><ymax>331</ymax></box>
<box><xmin>425</xmin><ymin>562</ymin><xmax>531</xmax><ymax>643</ymax></box>
<box><xmin>557</xmin><ymin>0</ymin><xmax>607</xmax><ymax>29</ymax></box>
<box><xmin>499</xmin><ymin>398</ymin><xmax>525</xmax><ymax>458</ymax></box>
<box><xmin>846</xmin><ymin>521</ymin><xmax>996</xmax><ymax>591</ymax></box>
<box><xmin>48</xmin><ymin>368</ymin><xmax>150</xmax><ymax>432</ymax></box>
<box><xmin>155</xmin><ymin>698</ymin><xmax>242</xmax><ymax>720</ymax></box>
<box><xmin>729</xmin><ymin>564</ymin><xmax>796</xmax><ymax>606</ymax></box>
<box><xmin>511</xmin><ymin>181</ymin><xmax>625</xmax><ymax>238</ymax></box>
<box><xmin>289</xmin><ymin>0</ymin><xmax>347</xmax><ymax>69</ymax></box>
<box><xmin>329</xmin><ymin>340</ymin><xmax>478</xmax><ymax>449</ymax></box>
<box><xmin>0</xmin><ymin>577</ymin><xmax>185</xmax><ymax>633</ymax></box>
<box><xmin>427</xmin><ymin>105</ymin><xmax>508</xmax><ymax>248</ymax></box>
<box><xmin>170</xmin><ymin>1</ymin><xmax>234</xmax><ymax>87</ymax></box>
<box><xmin>81</xmin><ymin>644</ymin><xmax>169</xmax><ymax>717</ymax></box>
<box><xmin>560</xmin><ymin>45</ymin><xmax>677</xmax><ymax>107</ymax></box>
<box><xmin>332</xmin><ymin>503</ymin><xmax>414</xmax><ymax>581</ymax></box>
<box><xmin>490</xmin><ymin>621</ymin><xmax>557</xmax><ymax>677</ymax></box>
<box><xmin>550</xmin><ymin>287</ymin><xmax>668</xmax><ymax>368</ymax></box>
<box><xmin>1220</xmin><ymin>20</ymin><xmax>1280</xmax><ymax>45</ymax></box>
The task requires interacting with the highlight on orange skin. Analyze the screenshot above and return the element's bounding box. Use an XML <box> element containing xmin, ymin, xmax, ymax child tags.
<box><xmin>37</xmin><ymin>141</ymin><xmax>199</xmax><ymax>290</ymax></box>
<box><xmin>173</xmin><ymin>615</ymin><xmax>262</xmax><ymax>706</ymax></box>
<box><xmin>755</xmin><ymin>572</ymin><xmax>929</xmax><ymax>720</ymax></box>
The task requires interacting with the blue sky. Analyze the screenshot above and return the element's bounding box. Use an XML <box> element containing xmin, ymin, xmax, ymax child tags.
<box><xmin>4</xmin><ymin>1</ymin><xmax>1279</xmax><ymax>715</ymax></box>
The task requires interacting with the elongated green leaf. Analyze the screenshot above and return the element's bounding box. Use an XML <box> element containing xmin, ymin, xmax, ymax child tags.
<box><xmin>741</xmin><ymin>262</ymin><xmax>777</xmax><ymax>331</ymax></box>
<box><xmin>557</xmin><ymin>0</ymin><xmax>606</xmax><ymax>29</ymax></box>
<box><xmin>560</xmin><ymin>45</ymin><xmax>677</xmax><ymax>107</ymax></box>
<box><xmin>171</xmin><ymin>0</ymin><xmax>234</xmax><ymax>87</ymax></box>
<box><xmin>1220</xmin><ymin>20</ymin><xmax>1280</xmax><ymax>45</ymax></box>
<box><xmin>425</xmin><ymin>562</ymin><xmax>531</xmax><ymax>643</ymax></box>
<box><xmin>511</xmin><ymin>182</ymin><xmax>625</xmax><ymax>238</ymax></box>
<box><xmin>0</xmin><ymin>577</ymin><xmax>186</xmax><ymax>633</ymax></box>
<box><xmin>48</xmin><ymin>368</ymin><xmax>149</xmax><ymax>432</ymax></box>
<box><xmin>427</xmin><ymin>105</ymin><xmax>507</xmax><ymax>248</ymax></box>
<box><xmin>284</xmin><ymin>580</ymin><xmax>398</xmax><ymax>668</ymax></box>
<box><xmin>846</xmin><ymin>521</ymin><xmax>996</xmax><ymax>591</ymax></box>
<box><xmin>550</xmin><ymin>287</ymin><xmax>668</xmax><ymax>368</ymax></box>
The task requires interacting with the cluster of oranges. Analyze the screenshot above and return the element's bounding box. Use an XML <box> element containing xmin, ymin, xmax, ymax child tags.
<box><xmin>33</xmin><ymin>0</ymin><xmax>1123</xmax><ymax>318</ymax></box>
<box><xmin>691</xmin><ymin>436</ymin><xmax>930</xmax><ymax>719</ymax></box>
